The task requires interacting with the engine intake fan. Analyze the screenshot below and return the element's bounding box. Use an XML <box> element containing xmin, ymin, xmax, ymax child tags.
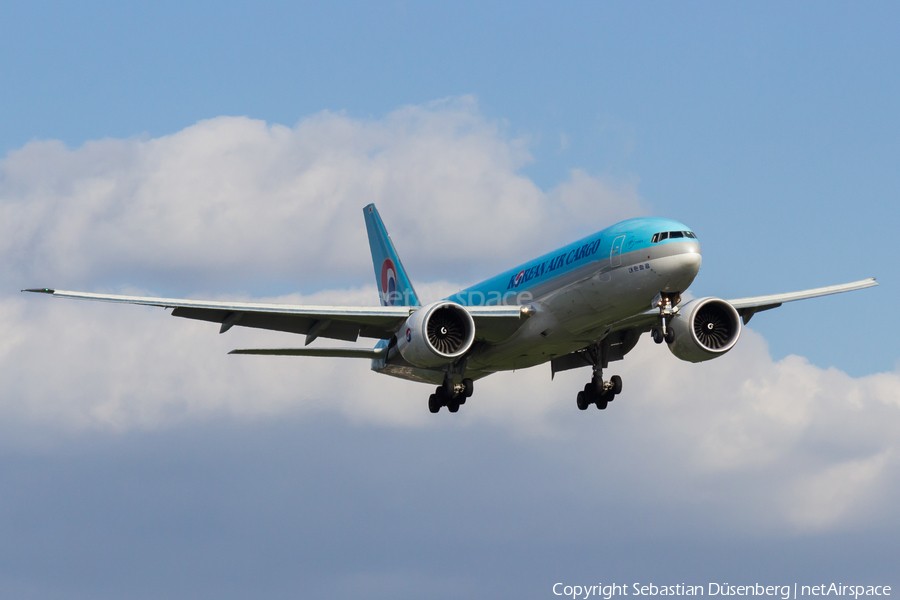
<box><xmin>397</xmin><ymin>301</ymin><xmax>476</xmax><ymax>367</ymax></box>
<box><xmin>427</xmin><ymin>305</ymin><xmax>468</xmax><ymax>354</ymax></box>
<box><xmin>666</xmin><ymin>297</ymin><xmax>742</xmax><ymax>363</ymax></box>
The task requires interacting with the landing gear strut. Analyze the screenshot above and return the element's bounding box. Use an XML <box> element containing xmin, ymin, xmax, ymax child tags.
<box><xmin>575</xmin><ymin>343</ymin><xmax>623</xmax><ymax>411</ymax></box>
<box><xmin>428</xmin><ymin>376</ymin><xmax>474</xmax><ymax>413</ymax></box>
<box><xmin>650</xmin><ymin>292</ymin><xmax>681</xmax><ymax>344</ymax></box>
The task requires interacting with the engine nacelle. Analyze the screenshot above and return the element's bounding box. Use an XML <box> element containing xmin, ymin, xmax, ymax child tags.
<box><xmin>396</xmin><ymin>301</ymin><xmax>476</xmax><ymax>368</ymax></box>
<box><xmin>667</xmin><ymin>297</ymin><xmax>742</xmax><ymax>363</ymax></box>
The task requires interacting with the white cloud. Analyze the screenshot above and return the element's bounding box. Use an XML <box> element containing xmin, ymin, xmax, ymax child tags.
<box><xmin>0</xmin><ymin>97</ymin><xmax>646</xmax><ymax>291</ymax></box>
<box><xmin>583</xmin><ymin>329</ymin><xmax>900</xmax><ymax>534</ymax></box>
<box><xmin>1</xmin><ymin>99</ymin><xmax>897</xmax><ymax>535</ymax></box>
<box><xmin>4</xmin><ymin>293</ymin><xmax>898</xmax><ymax>534</ymax></box>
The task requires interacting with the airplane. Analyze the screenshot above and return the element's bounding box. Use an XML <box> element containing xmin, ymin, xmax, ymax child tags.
<box><xmin>24</xmin><ymin>203</ymin><xmax>877</xmax><ymax>414</ymax></box>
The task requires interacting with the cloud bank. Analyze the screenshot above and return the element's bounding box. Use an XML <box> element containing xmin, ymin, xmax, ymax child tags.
<box><xmin>1</xmin><ymin>96</ymin><xmax>643</xmax><ymax>291</ymax></box>
<box><xmin>1</xmin><ymin>99</ymin><xmax>897</xmax><ymax>537</ymax></box>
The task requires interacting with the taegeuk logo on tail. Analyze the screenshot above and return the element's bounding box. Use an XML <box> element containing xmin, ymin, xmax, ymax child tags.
<box><xmin>381</xmin><ymin>258</ymin><xmax>397</xmax><ymax>305</ymax></box>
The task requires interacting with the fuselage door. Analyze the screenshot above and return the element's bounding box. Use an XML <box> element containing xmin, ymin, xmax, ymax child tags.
<box><xmin>610</xmin><ymin>235</ymin><xmax>626</xmax><ymax>267</ymax></box>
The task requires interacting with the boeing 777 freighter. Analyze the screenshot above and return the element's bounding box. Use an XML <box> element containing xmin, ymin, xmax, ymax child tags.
<box><xmin>25</xmin><ymin>204</ymin><xmax>876</xmax><ymax>414</ymax></box>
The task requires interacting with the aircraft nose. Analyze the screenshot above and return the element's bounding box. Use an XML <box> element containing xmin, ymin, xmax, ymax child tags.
<box><xmin>660</xmin><ymin>241</ymin><xmax>702</xmax><ymax>292</ymax></box>
<box><xmin>681</xmin><ymin>244</ymin><xmax>702</xmax><ymax>276</ymax></box>
<box><xmin>681</xmin><ymin>240</ymin><xmax>702</xmax><ymax>270</ymax></box>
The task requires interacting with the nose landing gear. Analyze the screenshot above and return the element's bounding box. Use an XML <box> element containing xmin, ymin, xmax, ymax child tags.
<box><xmin>650</xmin><ymin>292</ymin><xmax>681</xmax><ymax>344</ymax></box>
<box><xmin>651</xmin><ymin>327</ymin><xmax>675</xmax><ymax>344</ymax></box>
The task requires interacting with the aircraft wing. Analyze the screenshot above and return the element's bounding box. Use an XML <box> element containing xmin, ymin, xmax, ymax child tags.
<box><xmin>551</xmin><ymin>277</ymin><xmax>878</xmax><ymax>376</ymax></box>
<box><xmin>22</xmin><ymin>288</ymin><xmax>527</xmax><ymax>343</ymax></box>
<box><xmin>608</xmin><ymin>277</ymin><xmax>878</xmax><ymax>334</ymax></box>
<box><xmin>725</xmin><ymin>277</ymin><xmax>878</xmax><ymax>324</ymax></box>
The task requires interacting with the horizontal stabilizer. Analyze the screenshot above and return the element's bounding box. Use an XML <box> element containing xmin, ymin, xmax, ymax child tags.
<box><xmin>229</xmin><ymin>347</ymin><xmax>388</xmax><ymax>358</ymax></box>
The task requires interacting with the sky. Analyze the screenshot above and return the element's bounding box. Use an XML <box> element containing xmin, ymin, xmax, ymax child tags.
<box><xmin>1</xmin><ymin>2</ymin><xmax>898</xmax><ymax>598</ymax></box>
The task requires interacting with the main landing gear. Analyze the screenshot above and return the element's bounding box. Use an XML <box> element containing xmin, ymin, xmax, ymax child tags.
<box><xmin>428</xmin><ymin>377</ymin><xmax>474</xmax><ymax>414</ymax></box>
<box><xmin>575</xmin><ymin>343</ymin><xmax>623</xmax><ymax>411</ymax></box>
<box><xmin>576</xmin><ymin>373</ymin><xmax>623</xmax><ymax>410</ymax></box>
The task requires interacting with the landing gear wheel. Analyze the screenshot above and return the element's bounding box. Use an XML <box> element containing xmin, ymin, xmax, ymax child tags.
<box><xmin>651</xmin><ymin>328</ymin><xmax>664</xmax><ymax>344</ymax></box>
<box><xmin>447</xmin><ymin>402</ymin><xmax>460</xmax><ymax>413</ymax></box>
<box><xmin>462</xmin><ymin>378</ymin><xmax>474</xmax><ymax>398</ymax></box>
<box><xmin>595</xmin><ymin>394</ymin><xmax>609</xmax><ymax>410</ymax></box>
<box><xmin>590</xmin><ymin>376</ymin><xmax>604</xmax><ymax>395</ymax></box>
<box><xmin>428</xmin><ymin>394</ymin><xmax>441</xmax><ymax>414</ymax></box>
<box><xmin>664</xmin><ymin>328</ymin><xmax>675</xmax><ymax>344</ymax></box>
<box><xmin>610</xmin><ymin>375</ymin><xmax>623</xmax><ymax>395</ymax></box>
<box><xmin>442</xmin><ymin>379</ymin><xmax>455</xmax><ymax>396</ymax></box>
<box><xmin>576</xmin><ymin>391</ymin><xmax>589</xmax><ymax>411</ymax></box>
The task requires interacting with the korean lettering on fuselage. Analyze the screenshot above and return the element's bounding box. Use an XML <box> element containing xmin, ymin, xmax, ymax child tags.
<box><xmin>507</xmin><ymin>237</ymin><xmax>602</xmax><ymax>289</ymax></box>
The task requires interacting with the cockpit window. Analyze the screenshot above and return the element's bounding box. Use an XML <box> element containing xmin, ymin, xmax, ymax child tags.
<box><xmin>652</xmin><ymin>230</ymin><xmax>697</xmax><ymax>243</ymax></box>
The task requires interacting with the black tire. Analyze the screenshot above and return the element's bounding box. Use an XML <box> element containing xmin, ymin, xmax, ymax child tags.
<box><xmin>447</xmin><ymin>402</ymin><xmax>460</xmax><ymax>413</ymax></box>
<box><xmin>651</xmin><ymin>328</ymin><xmax>664</xmax><ymax>344</ymax></box>
<box><xmin>595</xmin><ymin>396</ymin><xmax>608</xmax><ymax>410</ymax></box>
<box><xmin>442</xmin><ymin>379</ymin><xmax>455</xmax><ymax>396</ymax></box>
<box><xmin>462</xmin><ymin>378</ymin><xmax>474</xmax><ymax>398</ymax></box>
<box><xmin>591</xmin><ymin>376</ymin><xmax>604</xmax><ymax>395</ymax></box>
<box><xmin>428</xmin><ymin>394</ymin><xmax>441</xmax><ymax>413</ymax></box>
<box><xmin>576</xmin><ymin>391</ymin><xmax>589</xmax><ymax>410</ymax></box>
<box><xmin>665</xmin><ymin>328</ymin><xmax>675</xmax><ymax>344</ymax></box>
<box><xmin>610</xmin><ymin>375</ymin><xmax>623</xmax><ymax>395</ymax></box>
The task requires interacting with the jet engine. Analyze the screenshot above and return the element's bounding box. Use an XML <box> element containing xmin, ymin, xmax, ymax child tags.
<box><xmin>397</xmin><ymin>301</ymin><xmax>476</xmax><ymax>367</ymax></box>
<box><xmin>666</xmin><ymin>297</ymin><xmax>742</xmax><ymax>363</ymax></box>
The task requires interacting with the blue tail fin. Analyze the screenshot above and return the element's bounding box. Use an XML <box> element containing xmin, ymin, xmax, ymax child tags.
<box><xmin>363</xmin><ymin>204</ymin><xmax>420</xmax><ymax>307</ymax></box>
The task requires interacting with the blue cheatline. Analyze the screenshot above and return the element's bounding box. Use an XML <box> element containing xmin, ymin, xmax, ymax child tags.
<box><xmin>449</xmin><ymin>217</ymin><xmax>693</xmax><ymax>306</ymax></box>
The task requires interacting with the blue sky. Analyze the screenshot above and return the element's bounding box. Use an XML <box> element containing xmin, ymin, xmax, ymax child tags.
<box><xmin>1</xmin><ymin>2</ymin><xmax>898</xmax><ymax>598</ymax></box>
<box><xmin>3</xmin><ymin>1</ymin><xmax>896</xmax><ymax>373</ymax></box>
